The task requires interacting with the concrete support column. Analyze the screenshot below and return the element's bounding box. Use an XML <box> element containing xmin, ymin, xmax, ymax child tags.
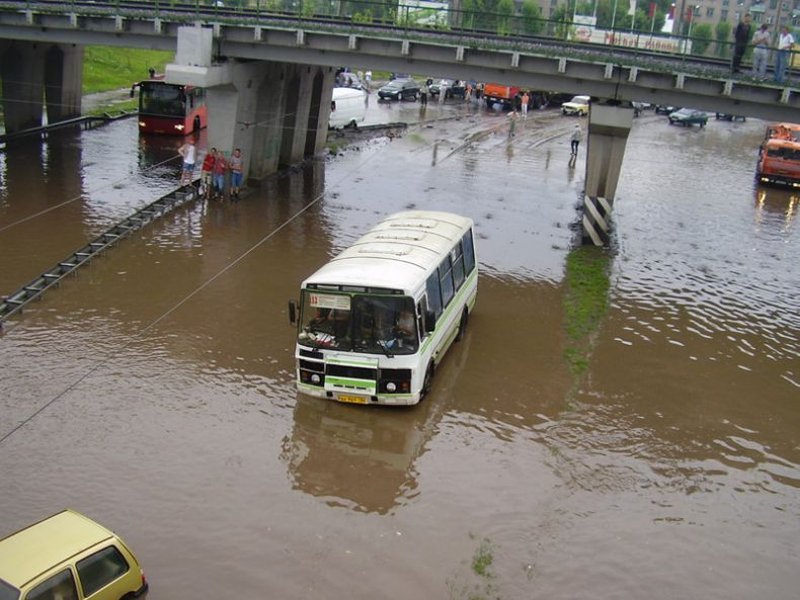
<box><xmin>165</xmin><ymin>27</ymin><xmax>335</xmax><ymax>181</ymax></box>
<box><xmin>45</xmin><ymin>43</ymin><xmax>84</xmax><ymax>124</ymax></box>
<box><xmin>0</xmin><ymin>40</ymin><xmax>45</xmax><ymax>133</ymax></box>
<box><xmin>582</xmin><ymin>103</ymin><xmax>634</xmax><ymax>246</ymax></box>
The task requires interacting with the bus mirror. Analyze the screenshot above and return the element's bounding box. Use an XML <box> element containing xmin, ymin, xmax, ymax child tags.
<box><xmin>424</xmin><ymin>310</ymin><xmax>436</xmax><ymax>333</ymax></box>
<box><xmin>288</xmin><ymin>300</ymin><xmax>298</xmax><ymax>325</ymax></box>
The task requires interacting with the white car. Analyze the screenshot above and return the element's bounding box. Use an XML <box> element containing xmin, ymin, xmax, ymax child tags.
<box><xmin>561</xmin><ymin>95</ymin><xmax>591</xmax><ymax>116</ymax></box>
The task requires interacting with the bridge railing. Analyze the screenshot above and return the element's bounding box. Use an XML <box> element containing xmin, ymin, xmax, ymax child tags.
<box><xmin>9</xmin><ymin>0</ymin><xmax>799</xmax><ymax>81</ymax></box>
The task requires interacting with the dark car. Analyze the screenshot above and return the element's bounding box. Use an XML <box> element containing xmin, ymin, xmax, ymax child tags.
<box><xmin>655</xmin><ymin>104</ymin><xmax>678</xmax><ymax>115</ymax></box>
<box><xmin>715</xmin><ymin>112</ymin><xmax>746</xmax><ymax>122</ymax></box>
<box><xmin>335</xmin><ymin>70</ymin><xmax>364</xmax><ymax>90</ymax></box>
<box><xmin>429</xmin><ymin>79</ymin><xmax>466</xmax><ymax>99</ymax></box>
<box><xmin>377</xmin><ymin>79</ymin><xmax>419</xmax><ymax>101</ymax></box>
<box><xmin>668</xmin><ymin>108</ymin><xmax>709</xmax><ymax>127</ymax></box>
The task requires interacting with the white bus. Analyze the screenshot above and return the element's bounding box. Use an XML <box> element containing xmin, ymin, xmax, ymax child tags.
<box><xmin>289</xmin><ymin>210</ymin><xmax>478</xmax><ymax>406</ymax></box>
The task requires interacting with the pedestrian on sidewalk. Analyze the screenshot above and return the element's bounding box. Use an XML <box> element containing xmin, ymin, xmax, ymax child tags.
<box><xmin>731</xmin><ymin>13</ymin><xmax>752</xmax><ymax>74</ymax></box>
<box><xmin>178</xmin><ymin>138</ymin><xmax>196</xmax><ymax>186</ymax></box>
<box><xmin>570</xmin><ymin>124</ymin><xmax>582</xmax><ymax>156</ymax></box>
<box><xmin>420</xmin><ymin>80</ymin><xmax>429</xmax><ymax>105</ymax></box>
<box><xmin>751</xmin><ymin>23</ymin><xmax>771</xmax><ymax>79</ymax></box>
<box><xmin>774</xmin><ymin>25</ymin><xmax>795</xmax><ymax>84</ymax></box>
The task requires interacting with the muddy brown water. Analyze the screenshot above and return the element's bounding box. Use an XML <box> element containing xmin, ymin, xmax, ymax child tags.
<box><xmin>0</xmin><ymin>106</ymin><xmax>798</xmax><ymax>599</ymax></box>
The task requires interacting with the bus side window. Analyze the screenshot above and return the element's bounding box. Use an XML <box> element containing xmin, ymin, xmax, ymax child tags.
<box><xmin>451</xmin><ymin>243</ymin><xmax>465</xmax><ymax>291</ymax></box>
<box><xmin>462</xmin><ymin>230</ymin><xmax>476</xmax><ymax>274</ymax></box>
<box><xmin>417</xmin><ymin>298</ymin><xmax>427</xmax><ymax>336</ymax></box>
<box><xmin>426</xmin><ymin>273</ymin><xmax>443</xmax><ymax>318</ymax></box>
<box><xmin>439</xmin><ymin>257</ymin><xmax>455</xmax><ymax>308</ymax></box>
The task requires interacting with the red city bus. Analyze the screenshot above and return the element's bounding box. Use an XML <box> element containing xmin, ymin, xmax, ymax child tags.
<box><xmin>131</xmin><ymin>76</ymin><xmax>207</xmax><ymax>135</ymax></box>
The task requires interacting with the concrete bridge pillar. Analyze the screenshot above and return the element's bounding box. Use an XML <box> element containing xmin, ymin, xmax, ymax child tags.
<box><xmin>0</xmin><ymin>40</ymin><xmax>45</xmax><ymax>133</ymax></box>
<box><xmin>165</xmin><ymin>26</ymin><xmax>335</xmax><ymax>182</ymax></box>
<box><xmin>45</xmin><ymin>43</ymin><xmax>84</xmax><ymax>124</ymax></box>
<box><xmin>582</xmin><ymin>103</ymin><xmax>634</xmax><ymax>246</ymax></box>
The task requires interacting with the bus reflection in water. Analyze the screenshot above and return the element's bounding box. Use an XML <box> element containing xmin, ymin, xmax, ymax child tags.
<box><xmin>131</xmin><ymin>75</ymin><xmax>208</xmax><ymax>135</ymax></box>
<box><xmin>289</xmin><ymin>211</ymin><xmax>478</xmax><ymax>406</ymax></box>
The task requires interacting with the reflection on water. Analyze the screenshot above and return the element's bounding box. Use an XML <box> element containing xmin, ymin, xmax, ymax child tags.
<box><xmin>1</xmin><ymin>111</ymin><xmax>799</xmax><ymax>599</ymax></box>
<box><xmin>754</xmin><ymin>185</ymin><xmax>798</xmax><ymax>229</ymax></box>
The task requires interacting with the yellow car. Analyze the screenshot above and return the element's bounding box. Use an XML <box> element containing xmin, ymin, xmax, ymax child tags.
<box><xmin>0</xmin><ymin>510</ymin><xmax>148</xmax><ymax>600</ymax></box>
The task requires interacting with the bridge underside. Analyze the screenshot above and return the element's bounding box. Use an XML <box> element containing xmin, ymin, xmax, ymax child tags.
<box><xmin>166</xmin><ymin>27</ymin><xmax>334</xmax><ymax>182</ymax></box>
<box><xmin>0</xmin><ymin>39</ymin><xmax>83</xmax><ymax>133</ymax></box>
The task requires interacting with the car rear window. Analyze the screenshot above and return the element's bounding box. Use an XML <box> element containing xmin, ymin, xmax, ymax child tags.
<box><xmin>76</xmin><ymin>546</ymin><xmax>130</xmax><ymax>597</ymax></box>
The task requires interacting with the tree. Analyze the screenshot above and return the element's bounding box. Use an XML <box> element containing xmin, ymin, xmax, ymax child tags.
<box><xmin>496</xmin><ymin>0</ymin><xmax>514</xmax><ymax>35</ymax></box>
<box><xmin>521</xmin><ymin>0</ymin><xmax>544</xmax><ymax>36</ymax></box>
<box><xmin>715</xmin><ymin>21</ymin><xmax>732</xmax><ymax>57</ymax></box>
<box><xmin>690</xmin><ymin>23</ymin><xmax>713</xmax><ymax>56</ymax></box>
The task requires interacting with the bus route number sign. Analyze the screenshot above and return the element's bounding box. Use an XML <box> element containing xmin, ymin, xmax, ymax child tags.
<box><xmin>309</xmin><ymin>293</ymin><xmax>351</xmax><ymax>311</ymax></box>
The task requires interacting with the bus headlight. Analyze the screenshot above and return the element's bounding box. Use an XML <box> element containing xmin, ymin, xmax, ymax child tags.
<box><xmin>386</xmin><ymin>382</ymin><xmax>397</xmax><ymax>392</ymax></box>
<box><xmin>311</xmin><ymin>374</ymin><xmax>321</xmax><ymax>384</ymax></box>
<box><xmin>175</xmin><ymin>124</ymin><xmax>185</xmax><ymax>131</ymax></box>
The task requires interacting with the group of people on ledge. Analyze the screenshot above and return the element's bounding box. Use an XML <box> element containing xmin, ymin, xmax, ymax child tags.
<box><xmin>179</xmin><ymin>140</ymin><xmax>244</xmax><ymax>202</ymax></box>
<box><xmin>732</xmin><ymin>13</ymin><xmax>795</xmax><ymax>84</ymax></box>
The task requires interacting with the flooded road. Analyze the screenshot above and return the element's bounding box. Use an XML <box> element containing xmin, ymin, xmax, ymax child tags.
<box><xmin>1</xmin><ymin>102</ymin><xmax>798</xmax><ymax>599</ymax></box>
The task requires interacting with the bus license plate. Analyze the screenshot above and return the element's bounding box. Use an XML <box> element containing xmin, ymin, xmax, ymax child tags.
<box><xmin>338</xmin><ymin>394</ymin><xmax>367</xmax><ymax>405</ymax></box>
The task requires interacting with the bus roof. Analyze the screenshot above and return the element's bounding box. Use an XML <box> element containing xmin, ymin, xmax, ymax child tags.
<box><xmin>302</xmin><ymin>211</ymin><xmax>474</xmax><ymax>293</ymax></box>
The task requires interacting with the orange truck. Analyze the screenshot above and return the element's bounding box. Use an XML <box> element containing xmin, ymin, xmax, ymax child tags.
<box><xmin>756</xmin><ymin>123</ymin><xmax>800</xmax><ymax>188</ymax></box>
<box><xmin>483</xmin><ymin>83</ymin><xmax>521</xmax><ymax>109</ymax></box>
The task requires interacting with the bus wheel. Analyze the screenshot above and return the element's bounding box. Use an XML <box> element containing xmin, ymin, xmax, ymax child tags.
<box><xmin>455</xmin><ymin>308</ymin><xmax>469</xmax><ymax>342</ymax></box>
<box><xmin>421</xmin><ymin>362</ymin><xmax>435</xmax><ymax>400</ymax></box>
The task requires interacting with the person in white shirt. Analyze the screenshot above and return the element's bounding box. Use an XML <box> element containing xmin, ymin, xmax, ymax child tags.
<box><xmin>751</xmin><ymin>24</ymin><xmax>771</xmax><ymax>79</ymax></box>
<box><xmin>178</xmin><ymin>138</ymin><xmax>196</xmax><ymax>186</ymax></box>
<box><xmin>774</xmin><ymin>25</ymin><xmax>795</xmax><ymax>84</ymax></box>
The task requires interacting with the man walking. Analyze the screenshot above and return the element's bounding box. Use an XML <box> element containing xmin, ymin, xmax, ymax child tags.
<box><xmin>751</xmin><ymin>23</ymin><xmax>771</xmax><ymax>79</ymax></box>
<box><xmin>570</xmin><ymin>124</ymin><xmax>582</xmax><ymax>156</ymax></box>
<box><xmin>732</xmin><ymin>13</ymin><xmax>752</xmax><ymax>74</ymax></box>
<box><xmin>774</xmin><ymin>25</ymin><xmax>796</xmax><ymax>84</ymax></box>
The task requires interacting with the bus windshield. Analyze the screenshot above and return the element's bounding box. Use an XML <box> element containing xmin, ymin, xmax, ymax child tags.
<box><xmin>298</xmin><ymin>292</ymin><xmax>418</xmax><ymax>355</ymax></box>
<box><xmin>139</xmin><ymin>82</ymin><xmax>186</xmax><ymax>117</ymax></box>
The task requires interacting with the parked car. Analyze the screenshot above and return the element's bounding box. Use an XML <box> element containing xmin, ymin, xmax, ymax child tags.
<box><xmin>668</xmin><ymin>108</ymin><xmax>709</xmax><ymax>127</ymax></box>
<box><xmin>377</xmin><ymin>79</ymin><xmax>419</xmax><ymax>101</ymax></box>
<box><xmin>335</xmin><ymin>71</ymin><xmax>364</xmax><ymax>90</ymax></box>
<box><xmin>561</xmin><ymin>95</ymin><xmax>591</xmax><ymax>116</ymax></box>
<box><xmin>655</xmin><ymin>104</ymin><xmax>678</xmax><ymax>115</ymax></box>
<box><xmin>0</xmin><ymin>509</ymin><xmax>148</xmax><ymax>600</ymax></box>
<box><xmin>715</xmin><ymin>112</ymin><xmax>746</xmax><ymax>122</ymax></box>
<box><xmin>429</xmin><ymin>79</ymin><xmax>466</xmax><ymax>99</ymax></box>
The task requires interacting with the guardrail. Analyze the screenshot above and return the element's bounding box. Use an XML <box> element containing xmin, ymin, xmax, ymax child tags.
<box><xmin>4</xmin><ymin>0</ymin><xmax>797</xmax><ymax>75</ymax></box>
<box><xmin>0</xmin><ymin>110</ymin><xmax>136</xmax><ymax>145</ymax></box>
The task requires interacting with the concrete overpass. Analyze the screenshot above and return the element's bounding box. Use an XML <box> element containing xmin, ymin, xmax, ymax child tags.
<box><xmin>0</xmin><ymin>1</ymin><xmax>797</xmax><ymax>244</ymax></box>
